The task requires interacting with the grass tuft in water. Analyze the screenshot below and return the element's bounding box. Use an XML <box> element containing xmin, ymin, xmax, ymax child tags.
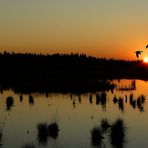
<box><xmin>91</xmin><ymin>126</ymin><xmax>104</xmax><ymax>146</ymax></box>
<box><xmin>48</xmin><ymin>122</ymin><xmax>59</xmax><ymax>138</ymax></box>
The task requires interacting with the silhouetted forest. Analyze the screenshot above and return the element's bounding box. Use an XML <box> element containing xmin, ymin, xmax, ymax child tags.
<box><xmin>0</xmin><ymin>52</ymin><xmax>147</xmax><ymax>93</ymax></box>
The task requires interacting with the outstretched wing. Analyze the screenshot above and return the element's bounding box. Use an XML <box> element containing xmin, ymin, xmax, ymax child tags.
<box><xmin>135</xmin><ymin>51</ymin><xmax>143</xmax><ymax>58</ymax></box>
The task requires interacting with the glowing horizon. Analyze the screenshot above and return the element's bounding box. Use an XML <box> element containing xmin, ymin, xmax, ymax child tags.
<box><xmin>1</xmin><ymin>0</ymin><xmax>148</xmax><ymax>60</ymax></box>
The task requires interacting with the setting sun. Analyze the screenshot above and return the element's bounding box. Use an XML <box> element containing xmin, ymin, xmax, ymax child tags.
<box><xmin>144</xmin><ymin>57</ymin><xmax>148</xmax><ymax>63</ymax></box>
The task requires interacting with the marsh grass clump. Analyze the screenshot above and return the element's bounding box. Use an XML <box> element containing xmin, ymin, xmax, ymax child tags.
<box><xmin>37</xmin><ymin>123</ymin><xmax>48</xmax><ymax>136</ymax></box>
<box><xmin>91</xmin><ymin>126</ymin><xmax>104</xmax><ymax>146</ymax></box>
<box><xmin>110</xmin><ymin>119</ymin><xmax>125</xmax><ymax>148</ymax></box>
<box><xmin>6</xmin><ymin>96</ymin><xmax>14</xmax><ymax>110</ymax></box>
<box><xmin>48</xmin><ymin>122</ymin><xmax>59</xmax><ymax>138</ymax></box>
<box><xmin>37</xmin><ymin>123</ymin><xmax>48</xmax><ymax>145</ymax></box>
<box><xmin>37</xmin><ymin>121</ymin><xmax>59</xmax><ymax>145</ymax></box>
<box><xmin>22</xmin><ymin>143</ymin><xmax>35</xmax><ymax>148</ymax></box>
<box><xmin>90</xmin><ymin>118</ymin><xmax>127</xmax><ymax>148</ymax></box>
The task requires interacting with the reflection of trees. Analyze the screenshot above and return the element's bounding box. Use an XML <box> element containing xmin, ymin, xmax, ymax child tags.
<box><xmin>113</xmin><ymin>94</ymin><xmax>146</xmax><ymax>112</ymax></box>
<box><xmin>72</xmin><ymin>99</ymin><xmax>76</xmax><ymax>108</ymax></box>
<box><xmin>118</xmin><ymin>98</ymin><xmax>124</xmax><ymax>112</ymax></box>
<box><xmin>88</xmin><ymin>93</ymin><xmax>107</xmax><ymax>111</ymax></box>
<box><xmin>113</xmin><ymin>96</ymin><xmax>125</xmax><ymax>112</ymax></box>
<box><xmin>129</xmin><ymin>94</ymin><xmax>145</xmax><ymax>112</ymax></box>
<box><xmin>6</xmin><ymin>96</ymin><xmax>14</xmax><ymax>111</ymax></box>
<box><xmin>95</xmin><ymin>93</ymin><xmax>108</xmax><ymax>111</ymax></box>
<box><xmin>116</xmin><ymin>80</ymin><xmax>136</xmax><ymax>91</ymax></box>
<box><xmin>96</xmin><ymin>94</ymin><xmax>100</xmax><ymax>105</ymax></box>
<box><xmin>78</xmin><ymin>95</ymin><xmax>81</xmax><ymax>104</ymax></box>
<box><xmin>20</xmin><ymin>95</ymin><xmax>23</xmax><ymax>102</ymax></box>
<box><xmin>69</xmin><ymin>92</ymin><xmax>146</xmax><ymax>112</ymax></box>
<box><xmin>29</xmin><ymin>95</ymin><xmax>34</xmax><ymax>106</ymax></box>
<box><xmin>89</xmin><ymin>94</ymin><xmax>93</xmax><ymax>104</ymax></box>
<box><xmin>100</xmin><ymin>93</ymin><xmax>107</xmax><ymax>111</ymax></box>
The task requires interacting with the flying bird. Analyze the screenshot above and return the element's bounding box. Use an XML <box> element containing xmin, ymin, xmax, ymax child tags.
<box><xmin>135</xmin><ymin>51</ymin><xmax>143</xmax><ymax>58</ymax></box>
<box><xmin>146</xmin><ymin>45</ymin><xmax>148</xmax><ymax>49</ymax></box>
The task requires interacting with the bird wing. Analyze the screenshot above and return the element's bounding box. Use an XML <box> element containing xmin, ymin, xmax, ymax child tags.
<box><xmin>136</xmin><ymin>52</ymin><xmax>139</xmax><ymax>58</ymax></box>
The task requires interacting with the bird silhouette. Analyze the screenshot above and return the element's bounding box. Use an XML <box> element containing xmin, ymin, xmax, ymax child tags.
<box><xmin>135</xmin><ymin>51</ymin><xmax>143</xmax><ymax>58</ymax></box>
<box><xmin>146</xmin><ymin>45</ymin><xmax>148</xmax><ymax>49</ymax></box>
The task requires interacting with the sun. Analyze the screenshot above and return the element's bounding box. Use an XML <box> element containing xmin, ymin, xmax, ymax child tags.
<box><xmin>143</xmin><ymin>57</ymin><xmax>148</xmax><ymax>63</ymax></box>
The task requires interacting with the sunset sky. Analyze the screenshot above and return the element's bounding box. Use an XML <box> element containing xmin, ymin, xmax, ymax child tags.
<box><xmin>1</xmin><ymin>0</ymin><xmax>148</xmax><ymax>59</ymax></box>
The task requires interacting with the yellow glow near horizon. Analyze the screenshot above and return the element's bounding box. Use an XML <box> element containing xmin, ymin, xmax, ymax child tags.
<box><xmin>143</xmin><ymin>57</ymin><xmax>148</xmax><ymax>63</ymax></box>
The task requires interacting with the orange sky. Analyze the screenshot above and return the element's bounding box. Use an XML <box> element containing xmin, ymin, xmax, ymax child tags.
<box><xmin>1</xmin><ymin>0</ymin><xmax>148</xmax><ymax>60</ymax></box>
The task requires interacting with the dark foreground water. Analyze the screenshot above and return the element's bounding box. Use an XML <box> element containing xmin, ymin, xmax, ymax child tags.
<box><xmin>0</xmin><ymin>79</ymin><xmax>148</xmax><ymax>148</ymax></box>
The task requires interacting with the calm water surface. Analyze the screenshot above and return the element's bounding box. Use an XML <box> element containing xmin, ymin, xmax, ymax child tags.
<box><xmin>0</xmin><ymin>79</ymin><xmax>148</xmax><ymax>148</ymax></box>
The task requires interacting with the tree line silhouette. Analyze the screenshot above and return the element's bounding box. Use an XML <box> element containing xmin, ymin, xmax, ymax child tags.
<box><xmin>0</xmin><ymin>52</ymin><xmax>147</xmax><ymax>93</ymax></box>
